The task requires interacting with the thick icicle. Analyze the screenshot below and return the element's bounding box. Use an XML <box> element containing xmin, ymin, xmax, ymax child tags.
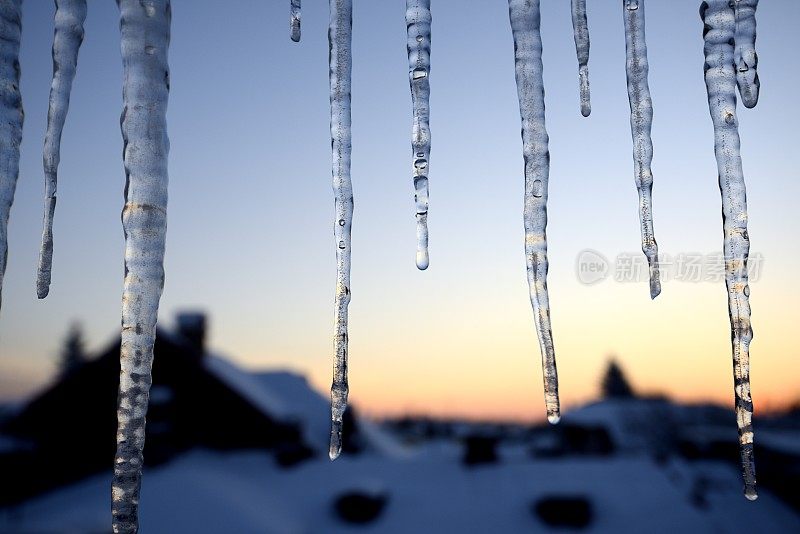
<box><xmin>622</xmin><ymin>0</ymin><xmax>660</xmax><ymax>299</ymax></box>
<box><xmin>0</xmin><ymin>0</ymin><xmax>23</xmax><ymax>315</ymax></box>
<box><xmin>328</xmin><ymin>0</ymin><xmax>353</xmax><ymax>461</ymax></box>
<box><xmin>406</xmin><ymin>0</ymin><xmax>431</xmax><ymax>270</ymax></box>
<box><xmin>290</xmin><ymin>0</ymin><xmax>301</xmax><ymax>42</ymax></box>
<box><xmin>36</xmin><ymin>0</ymin><xmax>87</xmax><ymax>299</ymax></box>
<box><xmin>733</xmin><ymin>0</ymin><xmax>759</xmax><ymax>108</ymax></box>
<box><xmin>508</xmin><ymin>0</ymin><xmax>560</xmax><ymax>425</ymax></box>
<box><xmin>111</xmin><ymin>1</ymin><xmax>171</xmax><ymax>532</ymax></box>
<box><xmin>700</xmin><ymin>0</ymin><xmax>757</xmax><ymax>501</ymax></box>
<box><xmin>570</xmin><ymin>0</ymin><xmax>591</xmax><ymax>117</ymax></box>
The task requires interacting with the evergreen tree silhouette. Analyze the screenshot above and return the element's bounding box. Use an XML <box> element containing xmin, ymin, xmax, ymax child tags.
<box><xmin>58</xmin><ymin>323</ymin><xmax>86</xmax><ymax>376</ymax></box>
<box><xmin>601</xmin><ymin>359</ymin><xmax>635</xmax><ymax>399</ymax></box>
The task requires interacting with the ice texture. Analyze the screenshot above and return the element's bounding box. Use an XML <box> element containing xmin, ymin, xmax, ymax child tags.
<box><xmin>111</xmin><ymin>1</ymin><xmax>171</xmax><ymax>532</ymax></box>
<box><xmin>406</xmin><ymin>0</ymin><xmax>431</xmax><ymax>270</ymax></box>
<box><xmin>290</xmin><ymin>0</ymin><xmax>301</xmax><ymax>42</ymax></box>
<box><xmin>700</xmin><ymin>0</ymin><xmax>757</xmax><ymax>501</ymax></box>
<box><xmin>328</xmin><ymin>0</ymin><xmax>353</xmax><ymax>461</ymax></box>
<box><xmin>507</xmin><ymin>0</ymin><xmax>560</xmax><ymax>425</ymax></box>
<box><xmin>570</xmin><ymin>0</ymin><xmax>590</xmax><ymax>117</ymax></box>
<box><xmin>0</xmin><ymin>0</ymin><xmax>23</xmax><ymax>315</ymax></box>
<box><xmin>733</xmin><ymin>0</ymin><xmax>759</xmax><ymax>108</ymax></box>
<box><xmin>36</xmin><ymin>0</ymin><xmax>87</xmax><ymax>299</ymax></box>
<box><xmin>622</xmin><ymin>0</ymin><xmax>660</xmax><ymax>299</ymax></box>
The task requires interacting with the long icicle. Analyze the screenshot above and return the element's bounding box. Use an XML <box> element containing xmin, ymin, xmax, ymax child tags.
<box><xmin>290</xmin><ymin>0</ymin><xmax>301</xmax><ymax>42</ymax></box>
<box><xmin>700</xmin><ymin>0</ymin><xmax>757</xmax><ymax>501</ymax></box>
<box><xmin>622</xmin><ymin>0</ymin><xmax>660</xmax><ymax>299</ymax></box>
<box><xmin>570</xmin><ymin>0</ymin><xmax>591</xmax><ymax>117</ymax></box>
<box><xmin>36</xmin><ymin>0</ymin><xmax>88</xmax><ymax>299</ymax></box>
<box><xmin>0</xmin><ymin>0</ymin><xmax>23</xmax><ymax>315</ymax></box>
<box><xmin>328</xmin><ymin>0</ymin><xmax>353</xmax><ymax>461</ymax></box>
<box><xmin>111</xmin><ymin>1</ymin><xmax>171</xmax><ymax>532</ymax></box>
<box><xmin>733</xmin><ymin>0</ymin><xmax>759</xmax><ymax>108</ymax></box>
<box><xmin>508</xmin><ymin>0</ymin><xmax>560</xmax><ymax>425</ymax></box>
<box><xmin>406</xmin><ymin>0</ymin><xmax>431</xmax><ymax>270</ymax></box>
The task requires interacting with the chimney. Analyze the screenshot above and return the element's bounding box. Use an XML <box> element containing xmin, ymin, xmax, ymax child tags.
<box><xmin>176</xmin><ymin>312</ymin><xmax>206</xmax><ymax>355</ymax></box>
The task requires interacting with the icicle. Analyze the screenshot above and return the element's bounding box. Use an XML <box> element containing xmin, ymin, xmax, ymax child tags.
<box><xmin>733</xmin><ymin>0</ymin><xmax>759</xmax><ymax>108</ymax></box>
<box><xmin>0</xmin><ymin>0</ymin><xmax>23</xmax><ymax>315</ymax></box>
<box><xmin>622</xmin><ymin>0</ymin><xmax>661</xmax><ymax>299</ymax></box>
<box><xmin>570</xmin><ymin>0</ymin><xmax>591</xmax><ymax>117</ymax></box>
<box><xmin>290</xmin><ymin>0</ymin><xmax>301</xmax><ymax>42</ymax></box>
<box><xmin>328</xmin><ymin>0</ymin><xmax>353</xmax><ymax>461</ymax></box>
<box><xmin>507</xmin><ymin>0</ymin><xmax>560</xmax><ymax>425</ymax></box>
<box><xmin>36</xmin><ymin>0</ymin><xmax>87</xmax><ymax>299</ymax></box>
<box><xmin>700</xmin><ymin>0</ymin><xmax>757</xmax><ymax>501</ymax></box>
<box><xmin>406</xmin><ymin>0</ymin><xmax>431</xmax><ymax>270</ymax></box>
<box><xmin>111</xmin><ymin>1</ymin><xmax>171</xmax><ymax>532</ymax></box>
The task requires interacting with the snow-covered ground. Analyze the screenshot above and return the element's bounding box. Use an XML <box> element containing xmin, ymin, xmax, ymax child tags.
<box><xmin>1</xmin><ymin>447</ymin><xmax>797</xmax><ymax>533</ymax></box>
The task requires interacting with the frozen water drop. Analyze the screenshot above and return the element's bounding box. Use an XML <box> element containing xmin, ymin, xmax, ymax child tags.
<box><xmin>548</xmin><ymin>414</ymin><xmax>561</xmax><ymax>425</ymax></box>
<box><xmin>532</xmin><ymin>179</ymin><xmax>543</xmax><ymax>198</ymax></box>
<box><xmin>415</xmin><ymin>248</ymin><xmax>429</xmax><ymax>270</ymax></box>
<box><xmin>411</xmin><ymin>67</ymin><xmax>428</xmax><ymax>80</ymax></box>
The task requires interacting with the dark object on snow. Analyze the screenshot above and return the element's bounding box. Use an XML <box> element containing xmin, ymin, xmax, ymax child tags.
<box><xmin>533</xmin><ymin>495</ymin><xmax>593</xmax><ymax>529</ymax></box>
<box><xmin>531</xmin><ymin>424</ymin><xmax>614</xmax><ymax>458</ymax></box>
<box><xmin>462</xmin><ymin>435</ymin><xmax>499</xmax><ymax>466</ymax></box>
<box><xmin>561</xmin><ymin>424</ymin><xmax>614</xmax><ymax>456</ymax></box>
<box><xmin>333</xmin><ymin>490</ymin><xmax>388</xmax><ymax>524</ymax></box>
<box><xmin>601</xmin><ymin>359</ymin><xmax>635</xmax><ymax>399</ymax></box>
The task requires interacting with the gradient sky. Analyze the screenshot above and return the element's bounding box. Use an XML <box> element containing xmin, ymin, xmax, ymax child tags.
<box><xmin>1</xmin><ymin>1</ymin><xmax>798</xmax><ymax>421</ymax></box>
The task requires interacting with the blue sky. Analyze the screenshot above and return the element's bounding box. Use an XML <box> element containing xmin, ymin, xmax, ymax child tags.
<box><xmin>1</xmin><ymin>1</ymin><xmax>798</xmax><ymax>419</ymax></box>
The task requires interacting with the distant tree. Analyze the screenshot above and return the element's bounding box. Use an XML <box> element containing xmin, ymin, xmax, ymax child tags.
<box><xmin>601</xmin><ymin>359</ymin><xmax>635</xmax><ymax>399</ymax></box>
<box><xmin>59</xmin><ymin>323</ymin><xmax>87</xmax><ymax>376</ymax></box>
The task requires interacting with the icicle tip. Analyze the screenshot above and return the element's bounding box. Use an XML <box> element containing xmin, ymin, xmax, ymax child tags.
<box><xmin>329</xmin><ymin>418</ymin><xmax>343</xmax><ymax>460</ymax></box>
<box><xmin>649</xmin><ymin>277</ymin><xmax>661</xmax><ymax>300</ymax></box>
<box><xmin>415</xmin><ymin>248</ymin><xmax>429</xmax><ymax>270</ymax></box>
<box><xmin>547</xmin><ymin>413</ymin><xmax>561</xmax><ymax>425</ymax></box>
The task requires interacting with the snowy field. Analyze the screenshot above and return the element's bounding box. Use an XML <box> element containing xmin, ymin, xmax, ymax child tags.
<box><xmin>1</xmin><ymin>447</ymin><xmax>797</xmax><ymax>534</ymax></box>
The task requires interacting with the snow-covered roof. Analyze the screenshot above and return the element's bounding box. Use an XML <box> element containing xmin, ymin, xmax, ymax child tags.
<box><xmin>205</xmin><ymin>355</ymin><xmax>404</xmax><ymax>457</ymax></box>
